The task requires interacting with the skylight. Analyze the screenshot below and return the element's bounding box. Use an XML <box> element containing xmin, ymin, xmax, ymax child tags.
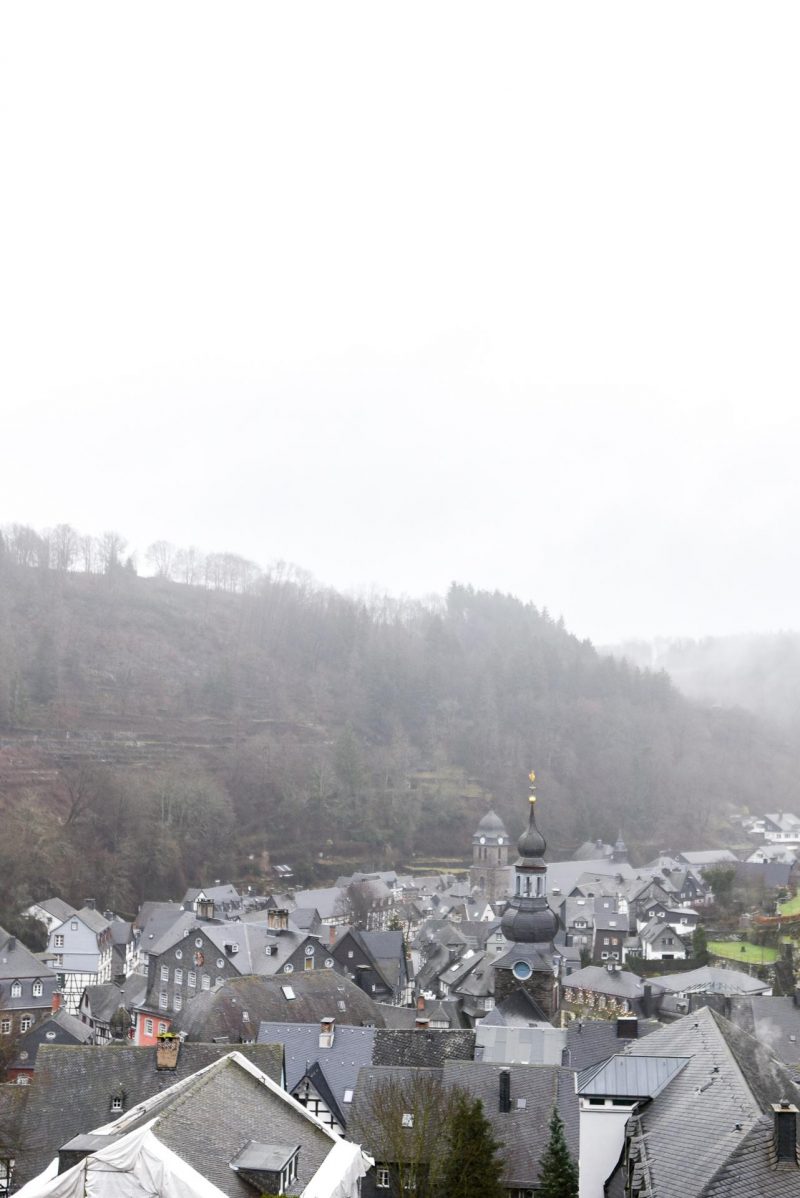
<box><xmin>281</xmin><ymin>985</ymin><xmax>295</xmax><ymax>1000</ymax></box>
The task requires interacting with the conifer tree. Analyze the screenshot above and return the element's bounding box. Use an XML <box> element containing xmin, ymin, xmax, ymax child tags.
<box><xmin>537</xmin><ymin>1105</ymin><xmax>579</xmax><ymax>1198</ymax></box>
<box><xmin>435</xmin><ymin>1092</ymin><xmax>506</xmax><ymax>1198</ymax></box>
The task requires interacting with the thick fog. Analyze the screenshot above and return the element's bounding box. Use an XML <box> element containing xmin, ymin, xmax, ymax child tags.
<box><xmin>2</xmin><ymin>2</ymin><xmax>800</xmax><ymax>644</ymax></box>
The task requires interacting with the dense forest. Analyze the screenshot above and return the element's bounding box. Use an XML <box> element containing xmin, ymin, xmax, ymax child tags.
<box><xmin>0</xmin><ymin>522</ymin><xmax>797</xmax><ymax>923</ymax></box>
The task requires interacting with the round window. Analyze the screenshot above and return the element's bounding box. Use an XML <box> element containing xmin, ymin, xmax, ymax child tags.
<box><xmin>175</xmin><ymin>949</ymin><xmax>182</xmax><ymax>960</ymax></box>
<box><xmin>217</xmin><ymin>958</ymin><xmax>225</xmax><ymax>969</ymax></box>
<box><xmin>195</xmin><ymin>938</ymin><xmax>203</xmax><ymax>948</ymax></box>
<box><xmin>304</xmin><ymin>945</ymin><xmax>314</xmax><ymax>956</ymax></box>
<box><xmin>325</xmin><ymin>958</ymin><xmax>334</xmax><ymax>968</ymax></box>
<box><xmin>45</xmin><ymin>1031</ymin><xmax>56</xmax><ymax>1040</ymax></box>
<box><xmin>479</xmin><ymin>836</ymin><xmax>486</xmax><ymax>845</ymax></box>
<box><xmin>498</xmin><ymin>837</ymin><xmax>504</xmax><ymax>845</ymax></box>
<box><xmin>284</xmin><ymin>963</ymin><xmax>294</xmax><ymax>974</ymax></box>
<box><xmin>512</xmin><ymin>960</ymin><xmax>532</xmax><ymax>981</ymax></box>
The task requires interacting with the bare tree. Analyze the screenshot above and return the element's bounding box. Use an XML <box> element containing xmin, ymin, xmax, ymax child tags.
<box><xmin>51</xmin><ymin>524</ymin><xmax>79</xmax><ymax>571</ymax></box>
<box><xmin>146</xmin><ymin>540</ymin><xmax>176</xmax><ymax>579</ymax></box>
<box><xmin>78</xmin><ymin>533</ymin><xmax>97</xmax><ymax>573</ymax></box>
<box><xmin>98</xmin><ymin>530</ymin><xmax>127</xmax><ymax>574</ymax></box>
<box><xmin>350</xmin><ymin>1072</ymin><xmax>463</xmax><ymax>1198</ymax></box>
<box><xmin>175</xmin><ymin>545</ymin><xmax>204</xmax><ymax>585</ymax></box>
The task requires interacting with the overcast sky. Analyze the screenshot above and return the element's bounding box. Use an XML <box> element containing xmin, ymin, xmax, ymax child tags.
<box><xmin>2</xmin><ymin>2</ymin><xmax>799</xmax><ymax>644</ymax></box>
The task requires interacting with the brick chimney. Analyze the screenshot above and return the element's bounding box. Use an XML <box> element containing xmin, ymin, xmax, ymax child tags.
<box><xmin>156</xmin><ymin>1034</ymin><xmax>180</xmax><ymax>1070</ymax></box>
<box><xmin>772</xmin><ymin>1101</ymin><xmax>799</xmax><ymax>1164</ymax></box>
<box><xmin>85</xmin><ymin>898</ymin><xmax>96</xmax><ymax>910</ymax></box>
<box><xmin>319</xmin><ymin>1017</ymin><xmax>335</xmax><ymax>1048</ymax></box>
<box><xmin>51</xmin><ymin>991</ymin><xmax>62</xmax><ymax>1013</ymax></box>
<box><xmin>329</xmin><ymin>923</ymin><xmax>337</xmax><ymax>947</ymax></box>
<box><xmin>267</xmin><ymin>908</ymin><xmax>289</xmax><ymax>933</ymax></box>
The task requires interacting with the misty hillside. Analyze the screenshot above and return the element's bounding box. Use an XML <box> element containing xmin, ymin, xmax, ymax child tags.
<box><xmin>608</xmin><ymin>634</ymin><xmax>800</xmax><ymax>730</ymax></box>
<box><xmin>0</xmin><ymin>554</ymin><xmax>796</xmax><ymax>920</ymax></box>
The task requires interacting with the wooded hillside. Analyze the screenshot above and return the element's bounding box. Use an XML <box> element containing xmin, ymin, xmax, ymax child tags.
<box><xmin>0</xmin><ymin>544</ymin><xmax>794</xmax><ymax>920</ymax></box>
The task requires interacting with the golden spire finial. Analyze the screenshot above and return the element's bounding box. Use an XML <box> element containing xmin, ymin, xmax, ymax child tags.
<box><xmin>528</xmin><ymin>769</ymin><xmax>536</xmax><ymax>803</ymax></box>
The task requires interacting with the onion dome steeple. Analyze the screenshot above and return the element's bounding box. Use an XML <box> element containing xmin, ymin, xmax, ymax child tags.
<box><xmin>500</xmin><ymin>771</ymin><xmax>558</xmax><ymax>946</ymax></box>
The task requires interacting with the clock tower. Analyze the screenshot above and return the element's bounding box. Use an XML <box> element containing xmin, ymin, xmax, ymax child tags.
<box><xmin>469</xmin><ymin>809</ymin><xmax>513</xmax><ymax>903</ymax></box>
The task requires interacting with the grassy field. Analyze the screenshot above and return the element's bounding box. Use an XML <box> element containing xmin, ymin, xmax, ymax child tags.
<box><xmin>708</xmin><ymin>940</ymin><xmax>778</xmax><ymax>964</ymax></box>
<box><xmin>778</xmin><ymin>893</ymin><xmax>800</xmax><ymax>916</ymax></box>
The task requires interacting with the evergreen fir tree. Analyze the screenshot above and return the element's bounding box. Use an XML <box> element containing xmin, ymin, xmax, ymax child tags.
<box><xmin>537</xmin><ymin>1105</ymin><xmax>579</xmax><ymax>1198</ymax></box>
<box><xmin>436</xmin><ymin>1092</ymin><xmax>506</xmax><ymax>1198</ymax></box>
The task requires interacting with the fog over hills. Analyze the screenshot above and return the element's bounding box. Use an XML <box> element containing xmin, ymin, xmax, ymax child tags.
<box><xmin>1</xmin><ymin>532</ymin><xmax>798</xmax><ymax>927</ymax></box>
<box><xmin>608</xmin><ymin>634</ymin><xmax>800</xmax><ymax>731</ymax></box>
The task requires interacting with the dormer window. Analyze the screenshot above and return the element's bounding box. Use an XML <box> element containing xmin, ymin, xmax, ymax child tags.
<box><xmin>111</xmin><ymin>1095</ymin><xmax>124</xmax><ymax>1112</ymax></box>
<box><xmin>10</xmin><ymin>982</ymin><xmax>22</xmax><ymax>998</ymax></box>
<box><xmin>32</xmin><ymin>980</ymin><xmax>43</xmax><ymax>997</ymax></box>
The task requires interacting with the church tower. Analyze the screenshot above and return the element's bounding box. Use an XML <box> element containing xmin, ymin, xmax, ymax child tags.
<box><xmin>493</xmin><ymin>771</ymin><xmax>560</xmax><ymax>1018</ymax></box>
<box><xmin>469</xmin><ymin>809</ymin><xmax>512</xmax><ymax>903</ymax></box>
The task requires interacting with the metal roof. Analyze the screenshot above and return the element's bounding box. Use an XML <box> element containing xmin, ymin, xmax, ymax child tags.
<box><xmin>577</xmin><ymin>1054</ymin><xmax>689</xmax><ymax>1098</ymax></box>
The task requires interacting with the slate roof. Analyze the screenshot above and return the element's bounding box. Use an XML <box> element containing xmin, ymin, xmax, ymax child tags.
<box><xmin>372</xmin><ymin>1028</ymin><xmax>475</xmax><ymax>1068</ymax></box>
<box><xmin>12</xmin><ymin>1042</ymin><xmax>284</xmax><ymax>1189</ymax></box>
<box><xmin>0</xmin><ymin>927</ymin><xmax>57</xmax><ymax>982</ymax></box>
<box><xmin>479</xmin><ymin>988</ymin><xmax>553</xmax><ymax>1027</ymax></box>
<box><xmin>441</xmin><ymin>1060</ymin><xmax>579</xmax><ymax>1189</ymax></box>
<box><xmin>30</xmin><ymin>898</ymin><xmax>77</xmax><ymax>924</ymax></box>
<box><xmin>66</xmin><ymin>906</ymin><xmax>110</xmax><ymax>937</ymax></box>
<box><xmin>651</xmin><ymin>966</ymin><xmax>770</xmax><ymax>995</ymax></box>
<box><xmin>619</xmin><ymin>1006</ymin><xmax>800</xmax><ymax>1198</ymax></box>
<box><xmin>173</xmin><ymin>971</ymin><xmax>387</xmax><ymax>1041</ymax></box>
<box><xmin>80</xmin><ymin>1052</ymin><xmax>339</xmax><ymax>1198</ymax></box>
<box><xmin>563</xmin><ymin>965</ymin><xmax>662</xmax><ymax>1001</ymax></box>
<box><xmin>727</xmin><ymin>996</ymin><xmax>800</xmax><ymax>1067</ymax></box>
<box><xmin>8</xmin><ymin>1010</ymin><xmax>94</xmax><ymax>1070</ymax></box>
<box><xmin>293</xmin><ymin>888</ymin><xmax>347</xmax><ymax>921</ymax></box>
<box><xmin>0</xmin><ymin>1083</ymin><xmax>29</xmax><ymax>1154</ymax></box>
<box><xmin>377</xmin><ymin>1000</ymin><xmax>464</xmax><ymax>1029</ymax></box>
<box><xmin>82</xmin><ymin>977</ymin><xmax>147</xmax><ymax>1023</ymax></box>
<box><xmin>257</xmin><ymin>1020</ymin><xmax>376</xmax><ymax>1127</ymax></box>
<box><xmin>564</xmin><ymin>1018</ymin><xmax>662</xmax><ymax>1072</ymax></box>
<box><xmin>699</xmin><ymin>1112</ymin><xmax>800</xmax><ymax>1197</ymax></box>
<box><xmin>677</xmin><ymin>850</ymin><xmax>739</xmax><ymax>866</ymax></box>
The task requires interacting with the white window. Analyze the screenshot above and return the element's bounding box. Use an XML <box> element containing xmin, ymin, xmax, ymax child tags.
<box><xmin>325</xmin><ymin>958</ymin><xmax>334</xmax><ymax>968</ymax></box>
<box><xmin>111</xmin><ymin>1096</ymin><xmax>123</xmax><ymax>1111</ymax></box>
<box><xmin>377</xmin><ymin>1167</ymin><xmax>390</xmax><ymax>1189</ymax></box>
<box><xmin>175</xmin><ymin>949</ymin><xmax>183</xmax><ymax>960</ymax></box>
<box><xmin>216</xmin><ymin>976</ymin><xmax>223</xmax><ymax>986</ymax></box>
<box><xmin>401</xmin><ymin>1113</ymin><xmax>414</xmax><ymax>1128</ymax></box>
<box><xmin>32</xmin><ymin>980</ymin><xmax>43</xmax><ymax>998</ymax></box>
<box><xmin>174</xmin><ymin>968</ymin><xmax>183</xmax><ymax>985</ymax></box>
<box><xmin>174</xmin><ymin>993</ymin><xmax>182</xmax><ymax>1011</ymax></box>
<box><xmin>71</xmin><ymin>921</ymin><xmax>78</xmax><ymax>931</ymax></box>
<box><xmin>160</xmin><ymin>966</ymin><xmax>169</xmax><ymax>982</ymax></box>
<box><xmin>20</xmin><ymin>1015</ymin><xmax>32</xmax><ymax>1032</ymax></box>
<box><xmin>281</xmin><ymin>985</ymin><xmax>295</xmax><ymax>999</ymax></box>
<box><xmin>344</xmin><ymin>1088</ymin><xmax>354</xmax><ymax>1103</ymax></box>
<box><xmin>158</xmin><ymin>1022</ymin><xmax>168</xmax><ymax>1034</ymax></box>
<box><xmin>144</xmin><ymin>1018</ymin><xmax>153</xmax><ymax>1035</ymax></box>
<box><xmin>601</xmin><ymin>952</ymin><xmax>609</xmax><ymax>960</ymax></box>
<box><xmin>216</xmin><ymin>958</ymin><xmax>225</xmax><ymax>969</ymax></box>
<box><xmin>201</xmin><ymin>974</ymin><xmax>211</xmax><ymax>990</ymax></box>
<box><xmin>347</xmin><ymin>951</ymin><xmax>354</xmax><ymax>959</ymax></box>
<box><xmin>10</xmin><ymin>982</ymin><xmax>21</xmax><ymax>998</ymax></box>
<box><xmin>1</xmin><ymin>1019</ymin><xmax>11</xmax><ymax>1034</ymax></box>
<box><xmin>159</xmin><ymin>991</ymin><xmax>168</xmax><ymax>1009</ymax></box>
<box><xmin>337</xmin><ymin>999</ymin><xmax>346</xmax><ymax>1011</ymax></box>
<box><xmin>304</xmin><ymin>945</ymin><xmax>314</xmax><ymax>956</ymax></box>
<box><xmin>603</xmin><ymin>938</ymin><xmax>610</xmax><ymax>946</ymax></box>
<box><xmin>188</xmin><ymin>971</ymin><xmax>196</xmax><ymax>988</ymax></box>
<box><xmin>284</xmin><ymin>963</ymin><xmax>294</xmax><ymax>974</ymax></box>
<box><xmin>195</xmin><ymin>938</ymin><xmax>203</xmax><ymax>948</ymax></box>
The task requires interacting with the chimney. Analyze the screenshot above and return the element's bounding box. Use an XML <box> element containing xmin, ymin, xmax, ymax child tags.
<box><xmin>416</xmin><ymin>995</ymin><xmax>426</xmax><ymax>1012</ymax></box>
<box><xmin>6</xmin><ymin>937</ymin><xmax>15</xmax><ymax>952</ymax></box>
<box><xmin>319</xmin><ymin>1018</ymin><xmax>335</xmax><ymax>1049</ymax></box>
<box><xmin>85</xmin><ymin>898</ymin><xmax>96</xmax><ymax>911</ymax></box>
<box><xmin>329</xmin><ymin>924</ymin><xmax>337</xmax><ymax>947</ymax></box>
<box><xmin>267</xmin><ymin>908</ymin><xmax>289</xmax><ymax>933</ymax></box>
<box><xmin>499</xmin><ymin>1069</ymin><xmax>511</xmax><ymax>1113</ymax></box>
<box><xmin>52</xmin><ymin>991</ymin><xmax>62</xmax><ymax>1013</ymax></box>
<box><xmin>196</xmin><ymin>897</ymin><xmax>214</xmax><ymax>921</ymax></box>
<box><xmin>642</xmin><ymin>984</ymin><xmax>653</xmax><ymax>1018</ymax></box>
<box><xmin>772</xmin><ymin>1101</ymin><xmax>799</xmax><ymax>1163</ymax></box>
<box><xmin>155</xmin><ymin>1034</ymin><xmax>180</xmax><ymax>1071</ymax></box>
<box><xmin>415</xmin><ymin>1015</ymin><xmax>431</xmax><ymax>1030</ymax></box>
<box><xmin>617</xmin><ymin>1015</ymin><xmax>639</xmax><ymax>1039</ymax></box>
<box><xmin>793</xmin><ymin>987</ymin><xmax>800</xmax><ymax>1009</ymax></box>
